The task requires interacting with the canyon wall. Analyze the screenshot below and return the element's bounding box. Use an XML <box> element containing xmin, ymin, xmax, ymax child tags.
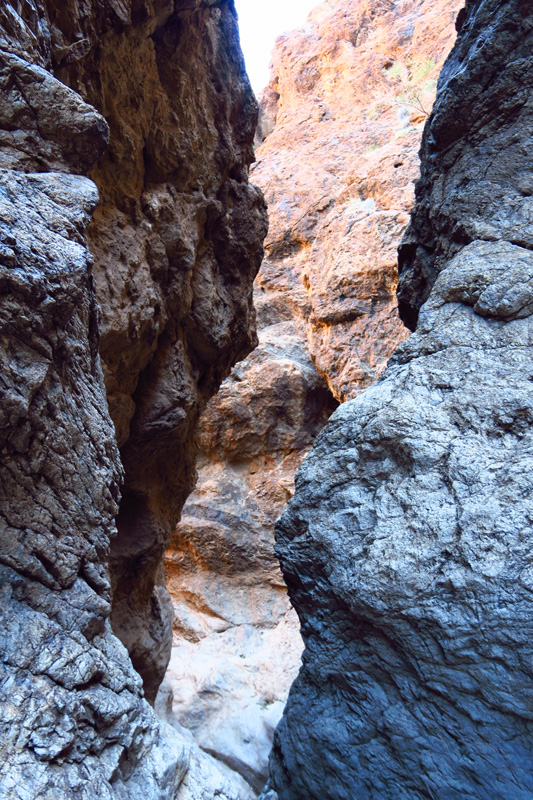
<box><xmin>162</xmin><ymin>0</ymin><xmax>460</xmax><ymax>793</ymax></box>
<box><xmin>51</xmin><ymin>0</ymin><xmax>267</xmax><ymax>702</ymax></box>
<box><xmin>0</xmin><ymin>1</ymin><xmax>265</xmax><ymax>797</ymax></box>
<box><xmin>266</xmin><ymin>1</ymin><xmax>533</xmax><ymax>798</ymax></box>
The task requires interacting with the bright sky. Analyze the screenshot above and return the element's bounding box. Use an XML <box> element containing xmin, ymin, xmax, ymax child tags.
<box><xmin>234</xmin><ymin>0</ymin><xmax>321</xmax><ymax>95</ymax></box>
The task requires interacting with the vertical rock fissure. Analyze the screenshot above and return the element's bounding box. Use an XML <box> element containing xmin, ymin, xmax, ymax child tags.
<box><xmin>160</xmin><ymin>0</ymin><xmax>462</xmax><ymax>794</ymax></box>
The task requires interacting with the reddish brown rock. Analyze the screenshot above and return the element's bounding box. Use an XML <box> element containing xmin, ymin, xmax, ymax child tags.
<box><xmin>163</xmin><ymin>0</ymin><xmax>460</xmax><ymax>793</ymax></box>
<box><xmin>44</xmin><ymin>0</ymin><xmax>268</xmax><ymax>702</ymax></box>
<box><xmin>163</xmin><ymin>317</ymin><xmax>335</xmax><ymax>792</ymax></box>
<box><xmin>254</xmin><ymin>0</ymin><xmax>462</xmax><ymax>400</ymax></box>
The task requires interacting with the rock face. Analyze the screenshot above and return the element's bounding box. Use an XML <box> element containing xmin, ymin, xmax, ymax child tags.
<box><xmin>397</xmin><ymin>0</ymin><xmax>533</xmax><ymax>329</ymax></box>
<box><xmin>0</xmin><ymin>1</ymin><xmax>264</xmax><ymax>798</ymax></box>
<box><xmin>46</xmin><ymin>0</ymin><xmax>267</xmax><ymax>701</ymax></box>
<box><xmin>163</xmin><ymin>0</ymin><xmax>459</xmax><ymax>793</ymax></box>
<box><xmin>267</xmin><ymin>1</ymin><xmax>533</xmax><ymax>798</ymax></box>
<box><xmin>254</xmin><ymin>0</ymin><xmax>461</xmax><ymax>402</ymax></box>
<box><xmin>0</xmin><ymin>13</ymin><xmax>183</xmax><ymax>797</ymax></box>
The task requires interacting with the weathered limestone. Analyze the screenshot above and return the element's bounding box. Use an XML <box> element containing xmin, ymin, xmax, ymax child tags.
<box><xmin>0</xmin><ymin>1</ymin><xmax>265</xmax><ymax>797</ymax></box>
<box><xmin>267</xmin><ymin>1</ymin><xmax>533</xmax><ymax>798</ymax></box>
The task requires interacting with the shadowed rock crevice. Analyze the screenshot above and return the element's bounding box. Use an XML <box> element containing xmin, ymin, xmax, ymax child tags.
<box><xmin>161</xmin><ymin>0</ymin><xmax>461</xmax><ymax>793</ymax></box>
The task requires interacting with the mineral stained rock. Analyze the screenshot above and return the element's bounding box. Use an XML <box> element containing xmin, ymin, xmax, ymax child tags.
<box><xmin>254</xmin><ymin>0</ymin><xmax>461</xmax><ymax>402</ymax></box>
<box><xmin>44</xmin><ymin>0</ymin><xmax>267</xmax><ymax>701</ymax></box>
<box><xmin>0</xmin><ymin>1</ymin><xmax>265</xmax><ymax>798</ymax></box>
<box><xmin>163</xmin><ymin>0</ymin><xmax>459</xmax><ymax>792</ymax></box>
<box><xmin>268</xmin><ymin>1</ymin><xmax>533</xmax><ymax>798</ymax></box>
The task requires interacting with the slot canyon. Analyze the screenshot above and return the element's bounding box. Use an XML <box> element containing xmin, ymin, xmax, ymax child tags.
<box><xmin>1</xmin><ymin>1</ymin><xmax>532</xmax><ymax>799</ymax></box>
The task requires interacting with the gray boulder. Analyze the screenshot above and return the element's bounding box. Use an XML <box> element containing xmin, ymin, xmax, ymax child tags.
<box><xmin>269</xmin><ymin>1</ymin><xmax>533</xmax><ymax>798</ymax></box>
<box><xmin>0</xmin><ymin>2</ymin><xmax>262</xmax><ymax>798</ymax></box>
<box><xmin>0</xmin><ymin>151</ymin><xmax>187</xmax><ymax>800</ymax></box>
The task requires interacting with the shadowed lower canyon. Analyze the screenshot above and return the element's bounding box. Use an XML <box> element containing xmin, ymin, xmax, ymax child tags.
<box><xmin>1</xmin><ymin>1</ymin><xmax>533</xmax><ymax>799</ymax></box>
<box><xmin>161</xmin><ymin>0</ymin><xmax>460</xmax><ymax>791</ymax></box>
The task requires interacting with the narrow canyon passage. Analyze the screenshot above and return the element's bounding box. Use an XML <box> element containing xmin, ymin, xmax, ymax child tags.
<box><xmin>157</xmin><ymin>1</ymin><xmax>461</xmax><ymax>794</ymax></box>
<box><xmin>2</xmin><ymin>1</ymin><xmax>532</xmax><ymax>799</ymax></box>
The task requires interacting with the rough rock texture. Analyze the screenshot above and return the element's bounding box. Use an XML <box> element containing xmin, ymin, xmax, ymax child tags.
<box><xmin>0</xmin><ymin>1</ymin><xmax>264</xmax><ymax>798</ymax></box>
<box><xmin>163</xmin><ymin>323</ymin><xmax>334</xmax><ymax>792</ymax></box>
<box><xmin>397</xmin><ymin>0</ymin><xmax>533</xmax><ymax>329</ymax></box>
<box><xmin>0</xmin><ymin>14</ymin><xmax>184</xmax><ymax>797</ymax></box>
<box><xmin>43</xmin><ymin>0</ymin><xmax>267</xmax><ymax>701</ymax></box>
<box><xmin>268</xmin><ymin>2</ymin><xmax>533</xmax><ymax>798</ymax></box>
<box><xmin>162</xmin><ymin>0</ymin><xmax>459</xmax><ymax>793</ymax></box>
<box><xmin>254</xmin><ymin>0</ymin><xmax>461</xmax><ymax>402</ymax></box>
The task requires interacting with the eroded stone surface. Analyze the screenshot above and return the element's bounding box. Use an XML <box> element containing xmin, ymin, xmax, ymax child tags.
<box><xmin>39</xmin><ymin>0</ymin><xmax>268</xmax><ymax>701</ymax></box>
<box><xmin>163</xmin><ymin>321</ymin><xmax>331</xmax><ymax>792</ymax></box>
<box><xmin>0</xmin><ymin>2</ymin><xmax>265</xmax><ymax>798</ymax></box>
<box><xmin>254</xmin><ymin>0</ymin><xmax>461</xmax><ymax>401</ymax></box>
<box><xmin>269</xmin><ymin>2</ymin><xmax>533</xmax><ymax>798</ymax></box>
<box><xmin>163</xmin><ymin>0</ymin><xmax>460</xmax><ymax>793</ymax></box>
<box><xmin>398</xmin><ymin>0</ymin><xmax>533</xmax><ymax>328</ymax></box>
<box><xmin>0</xmin><ymin>85</ymin><xmax>185</xmax><ymax>800</ymax></box>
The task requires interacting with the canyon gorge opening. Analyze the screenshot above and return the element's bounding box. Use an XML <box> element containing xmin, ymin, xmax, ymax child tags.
<box><xmin>1</xmin><ymin>1</ymin><xmax>533</xmax><ymax>800</ymax></box>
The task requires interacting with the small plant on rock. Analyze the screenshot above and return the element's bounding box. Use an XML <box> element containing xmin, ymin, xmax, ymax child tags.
<box><xmin>382</xmin><ymin>57</ymin><xmax>437</xmax><ymax>119</ymax></box>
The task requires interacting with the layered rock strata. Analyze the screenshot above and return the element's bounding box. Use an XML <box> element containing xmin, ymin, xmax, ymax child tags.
<box><xmin>267</xmin><ymin>1</ymin><xmax>533</xmax><ymax>798</ymax></box>
<box><xmin>0</xmin><ymin>1</ymin><xmax>264</xmax><ymax>797</ymax></box>
<box><xmin>163</xmin><ymin>0</ymin><xmax>460</xmax><ymax>792</ymax></box>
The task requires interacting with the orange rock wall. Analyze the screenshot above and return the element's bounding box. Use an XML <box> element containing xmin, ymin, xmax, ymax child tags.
<box><xmin>255</xmin><ymin>0</ymin><xmax>462</xmax><ymax>400</ymax></box>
